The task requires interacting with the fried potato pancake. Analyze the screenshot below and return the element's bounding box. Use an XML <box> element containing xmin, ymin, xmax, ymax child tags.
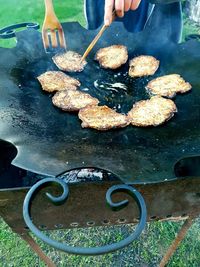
<box><xmin>52</xmin><ymin>90</ymin><xmax>99</xmax><ymax>112</ymax></box>
<box><xmin>146</xmin><ymin>74</ymin><xmax>192</xmax><ymax>98</ymax></box>
<box><xmin>129</xmin><ymin>55</ymin><xmax>159</xmax><ymax>78</ymax></box>
<box><xmin>78</xmin><ymin>105</ymin><xmax>129</xmax><ymax>130</ymax></box>
<box><xmin>52</xmin><ymin>51</ymin><xmax>87</xmax><ymax>72</ymax></box>
<box><xmin>37</xmin><ymin>71</ymin><xmax>80</xmax><ymax>92</ymax></box>
<box><xmin>128</xmin><ymin>96</ymin><xmax>177</xmax><ymax>127</ymax></box>
<box><xmin>95</xmin><ymin>45</ymin><xmax>128</xmax><ymax>69</ymax></box>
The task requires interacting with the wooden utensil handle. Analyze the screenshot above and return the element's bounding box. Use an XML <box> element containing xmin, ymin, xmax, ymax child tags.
<box><xmin>80</xmin><ymin>10</ymin><xmax>116</xmax><ymax>63</ymax></box>
<box><xmin>44</xmin><ymin>0</ymin><xmax>56</xmax><ymax>16</ymax></box>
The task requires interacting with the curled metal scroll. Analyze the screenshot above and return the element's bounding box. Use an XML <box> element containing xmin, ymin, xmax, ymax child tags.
<box><xmin>23</xmin><ymin>177</ymin><xmax>147</xmax><ymax>255</ymax></box>
<box><xmin>0</xmin><ymin>22</ymin><xmax>39</xmax><ymax>39</ymax></box>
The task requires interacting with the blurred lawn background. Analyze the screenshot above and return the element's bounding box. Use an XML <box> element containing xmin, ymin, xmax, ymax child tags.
<box><xmin>0</xmin><ymin>0</ymin><xmax>200</xmax><ymax>266</ymax></box>
<box><xmin>0</xmin><ymin>0</ymin><xmax>85</xmax><ymax>48</ymax></box>
<box><xmin>0</xmin><ymin>0</ymin><xmax>199</xmax><ymax>47</ymax></box>
<box><xmin>2</xmin><ymin>217</ymin><xmax>200</xmax><ymax>267</ymax></box>
<box><xmin>0</xmin><ymin>0</ymin><xmax>85</xmax><ymax>27</ymax></box>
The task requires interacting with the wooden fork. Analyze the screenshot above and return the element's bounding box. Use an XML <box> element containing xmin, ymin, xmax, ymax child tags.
<box><xmin>42</xmin><ymin>0</ymin><xmax>66</xmax><ymax>52</ymax></box>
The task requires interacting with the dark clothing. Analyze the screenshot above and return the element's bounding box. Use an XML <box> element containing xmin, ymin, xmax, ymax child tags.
<box><xmin>84</xmin><ymin>0</ymin><xmax>182</xmax><ymax>43</ymax></box>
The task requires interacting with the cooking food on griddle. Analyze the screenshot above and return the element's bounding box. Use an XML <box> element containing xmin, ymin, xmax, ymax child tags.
<box><xmin>128</xmin><ymin>96</ymin><xmax>177</xmax><ymax>127</ymax></box>
<box><xmin>78</xmin><ymin>105</ymin><xmax>129</xmax><ymax>130</ymax></box>
<box><xmin>52</xmin><ymin>89</ymin><xmax>99</xmax><ymax>112</ymax></box>
<box><xmin>95</xmin><ymin>45</ymin><xmax>128</xmax><ymax>69</ymax></box>
<box><xmin>37</xmin><ymin>71</ymin><xmax>80</xmax><ymax>92</ymax></box>
<box><xmin>129</xmin><ymin>55</ymin><xmax>159</xmax><ymax>78</ymax></box>
<box><xmin>146</xmin><ymin>74</ymin><xmax>192</xmax><ymax>98</ymax></box>
<box><xmin>52</xmin><ymin>51</ymin><xmax>87</xmax><ymax>72</ymax></box>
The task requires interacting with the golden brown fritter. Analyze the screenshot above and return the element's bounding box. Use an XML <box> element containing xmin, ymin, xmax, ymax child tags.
<box><xmin>52</xmin><ymin>51</ymin><xmax>87</xmax><ymax>72</ymax></box>
<box><xmin>146</xmin><ymin>74</ymin><xmax>192</xmax><ymax>98</ymax></box>
<box><xmin>52</xmin><ymin>90</ymin><xmax>99</xmax><ymax>112</ymax></box>
<box><xmin>129</xmin><ymin>55</ymin><xmax>159</xmax><ymax>78</ymax></box>
<box><xmin>78</xmin><ymin>105</ymin><xmax>129</xmax><ymax>130</ymax></box>
<box><xmin>128</xmin><ymin>96</ymin><xmax>177</xmax><ymax>127</ymax></box>
<box><xmin>37</xmin><ymin>71</ymin><xmax>80</xmax><ymax>92</ymax></box>
<box><xmin>95</xmin><ymin>45</ymin><xmax>128</xmax><ymax>69</ymax></box>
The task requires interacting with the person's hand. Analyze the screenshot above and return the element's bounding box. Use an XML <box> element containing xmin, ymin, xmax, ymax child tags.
<box><xmin>104</xmin><ymin>0</ymin><xmax>142</xmax><ymax>26</ymax></box>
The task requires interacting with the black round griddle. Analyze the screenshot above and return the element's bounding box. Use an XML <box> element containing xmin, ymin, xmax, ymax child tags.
<box><xmin>0</xmin><ymin>22</ymin><xmax>200</xmax><ymax>184</ymax></box>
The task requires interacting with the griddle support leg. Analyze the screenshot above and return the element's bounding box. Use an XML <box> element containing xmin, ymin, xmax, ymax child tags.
<box><xmin>20</xmin><ymin>232</ymin><xmax>56</xmax><ymax>267</ymax></box>
<box><xmin>159</xmin><ymin>217</ymin><xmax>194</xmax><ymax>267</ymax></box>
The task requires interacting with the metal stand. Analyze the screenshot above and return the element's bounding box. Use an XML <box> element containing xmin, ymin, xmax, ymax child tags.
<box><xmin>20</xmin><ymin>232</ymin><xmax>56</xmax><ymax>267</ymax></box>
<box><xmin>23</xmin><ymin>178</ymin><xmax>147</xmax><ymax>255</ymax></box>
<box><xmin>1</xmin><ymin>176</ymin><xmax>200</xmax><ymax>265</ymax></box>
<box><xmin>159</xmin><ymin>217</ymin><xmax>194</xmax><ymax>267</ymax></box>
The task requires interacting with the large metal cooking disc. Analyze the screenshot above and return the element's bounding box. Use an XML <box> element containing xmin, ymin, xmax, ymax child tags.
<box><xmin>0</xmin><ymin>22</ymin><xmax>200</xmax><ymax>184</ymax></box>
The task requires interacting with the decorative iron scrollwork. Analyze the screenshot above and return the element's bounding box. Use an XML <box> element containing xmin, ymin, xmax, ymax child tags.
<box><xmin>0</xmin><ymin>22</ymin><xmax>39</xmax><ymax>39</ymax></box>
<box><xmin>23</xmin><ymin>177</ymin><xmax>147</xmax><ymax>255</ymax></box>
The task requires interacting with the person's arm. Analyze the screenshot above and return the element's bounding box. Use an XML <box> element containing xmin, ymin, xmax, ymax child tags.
<box><xmin>104</xmin><ymin>0</ymin><xmax>142</xmax><ymax>25</ymax></box>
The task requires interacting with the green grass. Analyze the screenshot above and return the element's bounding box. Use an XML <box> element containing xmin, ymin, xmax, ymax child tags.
<box><xmin>0</xmin><ymin>0</ymin><xmax>85</xmax><ymax>48</ymax></box>
<box><xmin>0</xmin><ymin>0</ymin><xmax>84</xmax><ymax>28</ymax></box>
<box><xmin>1</xmin><ymin>217</ymin><xmax>200</xmax><ymax>266</ymax></box>
<box><xmin>182</xmin><ymin>14</ymin><xmax>200</xmax><ymax>41</ymax></box>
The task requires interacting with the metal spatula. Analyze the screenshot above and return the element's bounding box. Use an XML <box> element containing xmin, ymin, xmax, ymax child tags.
<box><xmin>42</xmin><ymin>0</ymin><xmax>66</xmax><ymax>52</ymax></box>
